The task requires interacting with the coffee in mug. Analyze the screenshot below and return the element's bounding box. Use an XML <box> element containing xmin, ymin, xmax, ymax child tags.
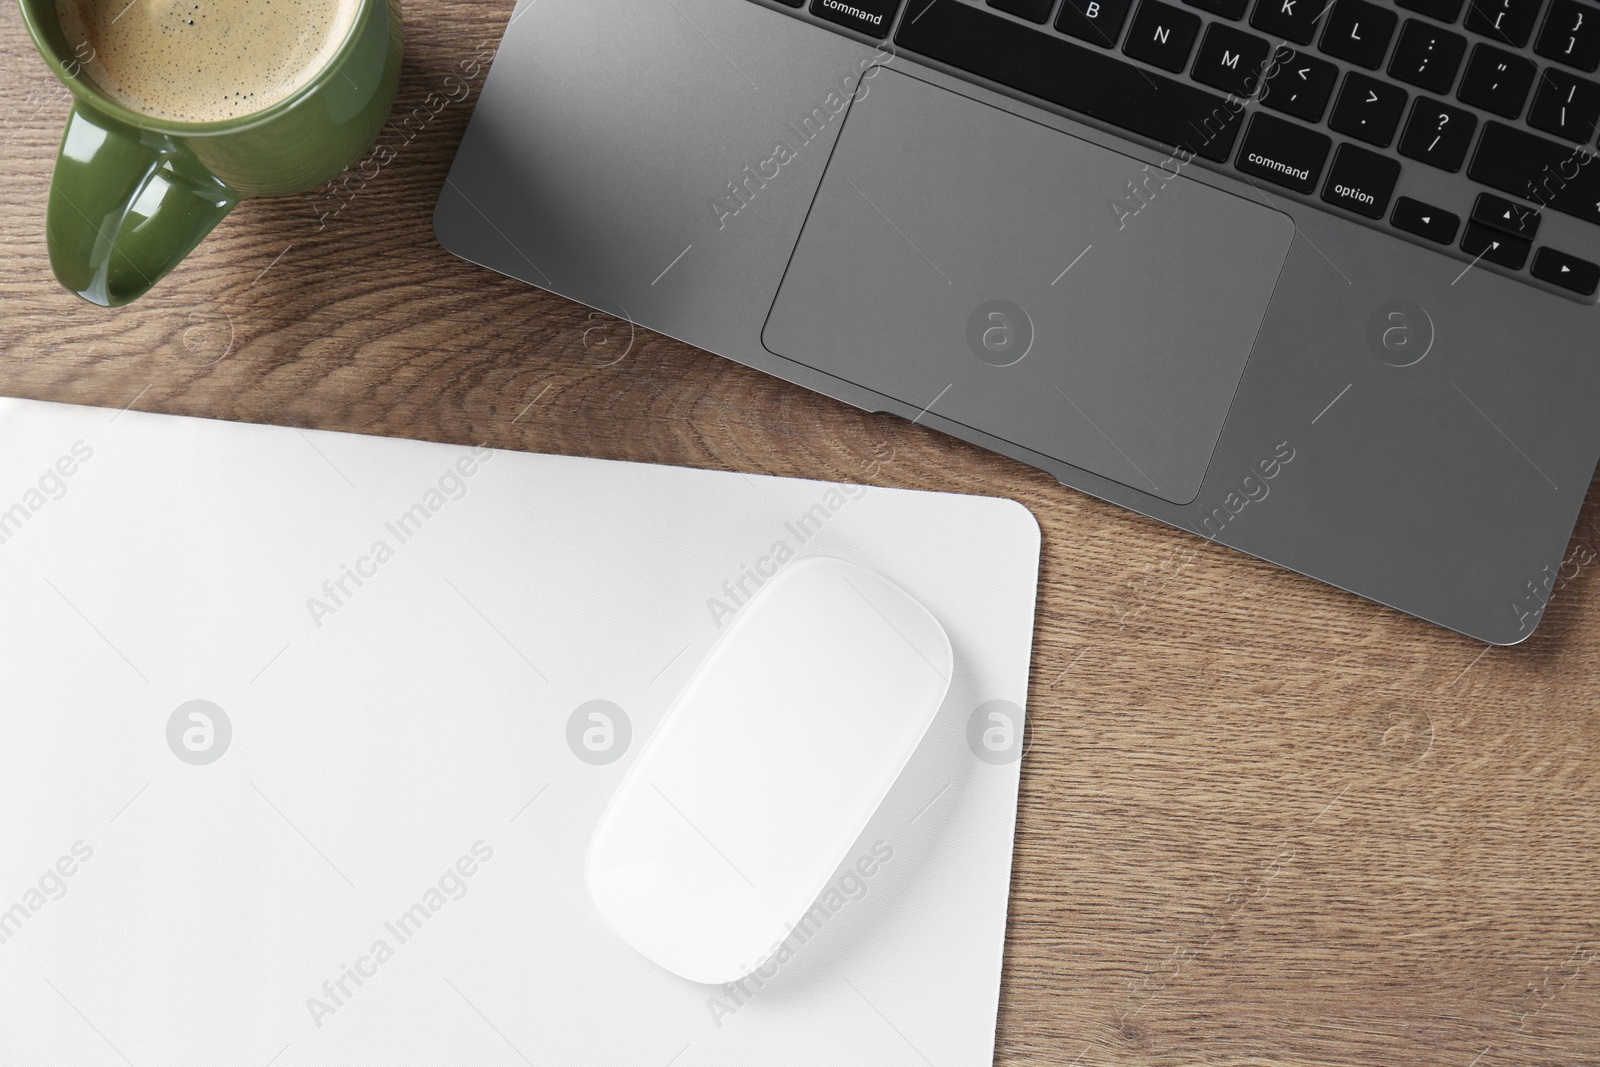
<box><xmin>21</xmin><ymin>0</ymin><xmax>402</xmax><ymax>305</ymax></box>
<box><xmin>54</xmin><ymin>0</ymin><xmax>362</xmax><ymax>122</ymax></box>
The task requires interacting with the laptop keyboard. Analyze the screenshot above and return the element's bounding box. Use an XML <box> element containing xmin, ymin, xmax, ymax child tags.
<box><xmin>753</xmin><ymin>0</ymin><xmax>1600</xmax><ymax>298</ymax></box>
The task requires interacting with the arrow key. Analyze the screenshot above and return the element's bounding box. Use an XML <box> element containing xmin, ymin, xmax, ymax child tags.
<box><xmin>1392</xmin><ymin>196</ymin><xmax>1461</xmax><ymax>243</ymax></box>
<box><xmin>1471</xmin><ymin>192</ymin><xmax>1542</xmax><ymax>239</ymax></box>
<box><xmin>1531</xmin><ymin>247</ymin><xmax>1600</xmax><ymax>295</ymax></box>
<box><xmin>1461</xmin><ymin>221</ymin><xmax>1532</xmax><ymax>269</ymax></box>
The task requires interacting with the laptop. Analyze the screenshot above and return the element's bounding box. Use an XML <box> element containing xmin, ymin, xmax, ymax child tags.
<box><xmin>435</xmin><ymin>0</ymin><xmax>1600</xmax><ymax>645</ymax></box>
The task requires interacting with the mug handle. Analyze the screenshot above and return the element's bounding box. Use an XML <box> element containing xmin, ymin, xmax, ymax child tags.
<box><xmin>46</xmin><ymin>102</ymin><xmax>239</xmax><ymax>308</ymax></box>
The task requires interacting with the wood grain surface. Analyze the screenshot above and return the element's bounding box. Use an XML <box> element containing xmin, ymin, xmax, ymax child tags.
<box><xmin>3</xmin><ymin>4</ymin><xmax>1598</xmax><ymax>1065</ymax></box>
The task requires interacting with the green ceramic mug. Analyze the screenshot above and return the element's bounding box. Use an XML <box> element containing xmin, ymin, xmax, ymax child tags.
<box><xmin>18</xmin><ymin>0</ymin><xmax>402</xmax><ymax>307</ymax></box>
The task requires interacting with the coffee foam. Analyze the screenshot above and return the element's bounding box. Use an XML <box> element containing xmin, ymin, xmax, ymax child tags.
<box><xmin>55</xmin><ymin>0</ymin><xmax>361</xmax><ymax>123</ymax></box>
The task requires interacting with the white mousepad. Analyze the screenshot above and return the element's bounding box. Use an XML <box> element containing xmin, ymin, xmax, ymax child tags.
<box><xmin>0</xmin><ymin>397</ymin><xmax>1040</xmax><ymax>1067</ymax></box>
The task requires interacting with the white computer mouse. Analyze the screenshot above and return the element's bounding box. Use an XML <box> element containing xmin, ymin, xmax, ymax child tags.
<box><xmin>585</xmin><ymin>555</ymin><xmax>953</xmax><ymax>986</ymax></box>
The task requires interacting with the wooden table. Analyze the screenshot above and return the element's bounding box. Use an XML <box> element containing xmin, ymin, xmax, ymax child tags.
<box><xmin>4</xmin><ymin>4</ymin><xmax>1598</xmax><ymax>1065</ymax></box>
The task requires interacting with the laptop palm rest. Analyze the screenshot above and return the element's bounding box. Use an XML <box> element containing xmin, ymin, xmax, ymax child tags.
<box><xmin>762</xmin><ymin>69</ymin><xmax>1295</xmax><ymax>506</ymax></box>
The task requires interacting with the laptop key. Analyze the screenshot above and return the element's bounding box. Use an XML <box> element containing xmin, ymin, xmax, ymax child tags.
<box><xmin>1472</xmin><ymin>192</ymin><xmax>1542</xmax><ymax>237</ymax></box>
<box><xmin>1457</xmin><ymin>43</ymin><xmax>1538</xmax><ymax>116</ymax></box>
<box><xmin>1250</xmin><ymin>0</ymin><xmax>1331</xmax><ymax>46</ymax></box>
<box><xmin>1125</xmin><ymin>0</ymin><xmax>1204</xmax><ymax>70</ymax></box>
<box><xmin>1193</xmin><ymin>23</ymin><xmax>1273</xmax><ymax>93</ymax></box>
<box><xmin>1185</xmin><ymin>0</ymin><xmax>1249</xmax><ymax>20</ymax></box>
<box><xmin>1236</xmin><ymin>111</ymin><xmax>1333</xmax><ymax>191</ymax></box>
<box><xmin>1464</xmin><ymin>0</ymin><xmax>1542</xmax><ymax>48</ymax></box>
<box><xmin>810</xmin><ymin>0</ymin><xmax>902</xmax><ymax>38</ymax></box>
<box><xmin>1322</xmin><ymin>142</ymin><xmax>1402</xmax><ymax>216</ymax></box>
<box><xmin>897</xmin><ymin>0</ymin><xmax>1245</xmax><ymax>160</ymax></box>
<box><xmin>1389</xmin><ymin>19</ymin><xmax>1468</xmax><ymax>94</ymax></box>
<box><xmin>1320</xmin><ymin>0</ymin><xmax>1398</xmax><ymax>69</ymax></box>
<box><xmin>1536</xmin><ymin>0</ymin><xmax>1600</xmax><ymax>72</ymax></box>
<box><xmin>1468</xmin><ymin>121</ymin><xmax>1600</xmax><ymax>223</ymax></box>
<box><xmin>1461</xmin><ymin>220</ymin><xmax>1532</xmax><ymax>267</ymax></box>
<box><xmin>989</xmin><ymin>0</ymin><xmax>1056</xmax><ymax>22</ymax></box>
<box><xmin>1527</xmin><ymin>68</ymin><xmax>1600</xmax><ymax>141</ymax></box>
<box><xmin>1397</xmin><ymin>0</ymin><xmax>1465</xmax><ymax>21</ymax></box>
<box><xmin>1058</xmin><ymin>0</ymin><xmax>1135</xmax><ymax>44</ymax></box>
<box><xmin>1261</xmin><ymin>47</ymin><xmax>1340</xmax><ymax>120</ymax></box>
<box><xmin>1398</xmin><ymin>96</ymin><xmax>1477</xmax><ymax>169</ymax></box>
<box><xmin>1531</xmin><ymin>247</ymin><xmax>1600</xmax><ymax>293</ymax></box>
<box><xmin>1330</xmin><ymin>72</ymin><xmax>1409</xmax><ymax>144</ymax></box>
<box><xmin>1392</xmin><ymin>196</ymin><xmax>1462</xmax><ymax>241</ymax></box>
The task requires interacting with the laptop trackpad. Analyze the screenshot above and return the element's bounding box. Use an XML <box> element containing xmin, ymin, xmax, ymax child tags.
<box><xmin>762</xmin><ymin>69</ymin><xmax>1294</xmax><ymax>506</ymax></box>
